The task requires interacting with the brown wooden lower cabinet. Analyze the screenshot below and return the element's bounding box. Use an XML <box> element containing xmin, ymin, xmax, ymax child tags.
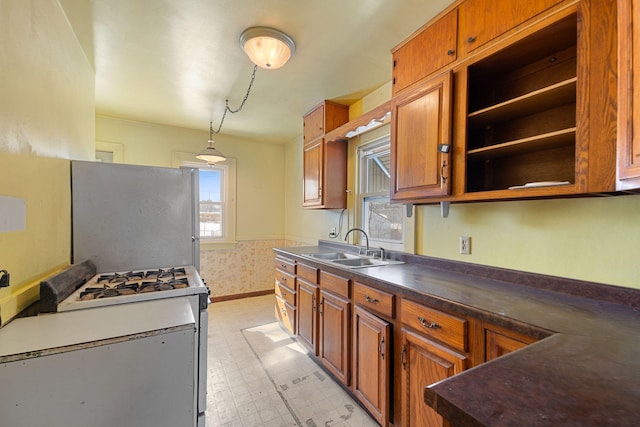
<box><xmin>485</xmin><ymin>324</ymin><xmax>538</xmax><ymax>362</ymax></box>
<box><xmin>400</xmin><ymin>328</ymin><xmax>467</xmax><ymax>427</ymax></box>
<box><xmin>352</xmin><ymin>305</ymin><xmax>391</xmax><ymax>427</ymax></box>
<box><xmin>275</xmin><ymin>295</ymin><xmax>296</xmax><ymax>335</ymax></box>
<box><xmin>297</xmin><ymin>278</ymin><xmax>319</xmax><ymax>355</ymax></box>
<box><xmin>319</xmin><ymin>289</ymin><xmax>351</xmax><ymax>386</ymax></box>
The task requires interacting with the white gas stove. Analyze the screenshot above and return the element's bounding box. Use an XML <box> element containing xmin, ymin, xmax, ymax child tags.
<box><xmin>58</xmin><ymin>265</ymin><xmax>207</xmax><ymax>312</ymax></box>
<box><xmin>1</xmin><ymin>262</ymin><xmax>209</xmax><ymax>427</ymax></box>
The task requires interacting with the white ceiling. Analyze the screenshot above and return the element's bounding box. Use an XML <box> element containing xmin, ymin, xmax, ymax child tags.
<box><xmin>61</xmin><ymin>0</ymin><xmax>454</xmax><ymax>144</ymax></box>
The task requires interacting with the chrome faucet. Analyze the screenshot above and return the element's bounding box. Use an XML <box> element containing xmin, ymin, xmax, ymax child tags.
<box><xmin>344</xmin><ymin>228</ymin><xmax>369</xmax><ymax>255</ymax></box>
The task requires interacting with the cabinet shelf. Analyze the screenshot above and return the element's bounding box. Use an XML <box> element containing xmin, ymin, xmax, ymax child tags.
<box><xmin>468</xmin><ymin>78</ymin><xmax>576</xmax><ymax>128</ymax></box>
<box><xmin>467</xmin><ymin>127</ymin><xmax>576</xmax><ymax>160</ymax></box>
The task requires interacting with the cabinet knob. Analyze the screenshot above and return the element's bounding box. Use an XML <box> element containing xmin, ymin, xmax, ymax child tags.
<box><xmin>447</xmin><ymin>49</ymin><xmax>455</xmax><ymax>56</ymax></box>
<box><xmin>467</xmin><ymin>36</ymin><xmax>477</xmax><ymax>43</ymax></box>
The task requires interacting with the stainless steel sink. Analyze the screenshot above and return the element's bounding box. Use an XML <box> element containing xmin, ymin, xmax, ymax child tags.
<box><xmin>330</xmin><ymin>257</ymin><xmax>403</xmax><ymax>268</ymax></box>
<box><xmin>303</xmin><ymin>252</ymin><xmax>403</xmax><ymax>269</ymax></box>
<box><xmin>305</xmin><ymin>252</ymin><xmax>359</xmax><ymax>260</ymax></box>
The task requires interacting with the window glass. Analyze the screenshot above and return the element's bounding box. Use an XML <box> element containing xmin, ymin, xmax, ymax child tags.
<box><xmin>199</xmin><ymin>168</ymin><xmax>224</xmax><ymax>238</ymax></box>
<box><xmin>359</xmin><ymin>139</ymin><xmax>403</xmax><ymax>245</ymax></box>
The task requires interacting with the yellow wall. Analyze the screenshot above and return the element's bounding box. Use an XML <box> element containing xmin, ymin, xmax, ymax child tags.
<box><xmin>0</xmin><ymin>0</ymin><xmax>95</xmax><ymax>324</ymax></box>
<box><xmin>417</xmin><ymin>196</ymin><xmax>640</xmax><ymax>289</ymax></box>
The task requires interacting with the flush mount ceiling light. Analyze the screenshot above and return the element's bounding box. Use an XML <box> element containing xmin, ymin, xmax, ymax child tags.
<box><xmin>239</xmin><ymin>26</ymin><xmax>296</xmax><ymax>69</ymax></box>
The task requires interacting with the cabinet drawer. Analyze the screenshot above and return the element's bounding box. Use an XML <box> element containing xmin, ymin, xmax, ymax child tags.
<box><xmin>297</xmin><ymin>263</ymin><xmax>319</xmax><ymax>284</ymax></box>
<box><xmin>275</xmin><ymin>281</ymin><xmax>296</xmax><ymax>307</ymax></box>
<box><xmin>274</xmin><ymin>256</ymin><xmax>296</xmax><ymax>275</ymax></box>
<box><xmin>319</xmin><ymin>270</ymin><xmax>350</xmax><ymax>299</ymax></box>
<box><xmin>353</xmin><ymin>282</ymin><xmax>395</xmax><ymax>319</ymax></box>
<box><xmin>400</xmin><ymin>299</ymin><xmax>467</xmax><ymax>352</ymax></box>
<box><xmin>275</xmin><ymin>295</ymin><xmax>296</xmax><ymax>335</ymax></box>
<box><xmin>275</xmin><ymin>269</ymin><xmax>295</xmax><ymax>290</ymax></box>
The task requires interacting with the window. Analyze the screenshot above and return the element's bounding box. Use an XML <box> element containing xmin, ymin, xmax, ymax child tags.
<box><xmin>358</xmin><ymin>137</ymin><xmax>404</xmax><ymax>249</ymax></box>
<box><xmin>182</xmin><ymin>159</ymin><xmax>236</xmax><ymax>245</ymax></box>
<box><xmin>199</xmin><ymin>167</ymin><xmax>224</xmax><ymax>238</ymax></box>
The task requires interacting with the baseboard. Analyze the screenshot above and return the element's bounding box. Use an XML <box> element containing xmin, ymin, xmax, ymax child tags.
<box><xmin>211</xmin><ymin>289</ymin><xmax>274</xmax><ymax>303</ymax></box>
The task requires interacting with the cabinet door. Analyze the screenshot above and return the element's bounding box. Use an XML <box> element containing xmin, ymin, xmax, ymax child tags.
<box><xmin>353</xmin><ymin>306</ymin><xmax>390</xmax><ymax>427</ymax></box>
<box><xmin>400</xmin><ymin>328</ymin><xmax>467</xmax><ymax>427</ymax></box>
<box><xmin>319</xmin><ymin>290</ymin><xmax>351</xmax><ymax>385</ymax></box>
<box><xmin>392</xmin><ymin>9</ymin><xmax>458</xmax><ymax>95</ymax></box>
<box><xmin>303</xmin><ymin>104</ymin><xmax>325</xmax><ymax>142</ymax></box>
<box><xmin>459</xmin><ymin>0</ymin><xmax>563</xmax><ymax>54</ymax></box>
<box><xmin>617</xmin><ymin>0</ymin><xmax>640</xmax><ymax>189</ymax></box>
<box><xmin>391</xmin><ymin>72</ymin><xmax>453</xmax><ymax>202</ymax></box>
<box><xmin>485</xmin><ymin>330</ymin><xmax>530</xmax><ymax>361</ymax></box>
<box><xmin>303</xmin><ymin>138</ymin><xmax>323</xmax><ymax>207</ymax></box>
<box><xmin>297</xmin><ymin>279</ymin><xmax>318</xmax><ymax>355</ymax></box>
<box><xmin>275</xmin><ymin>295</ymin><xmax>296</xmax><ymax>335</ymax></box>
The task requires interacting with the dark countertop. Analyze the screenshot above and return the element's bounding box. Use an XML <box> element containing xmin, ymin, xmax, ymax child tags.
<box><xmin>274</xmin><ymin>242</ymin><xmax>640</xmax><ymax>426</ymax></box>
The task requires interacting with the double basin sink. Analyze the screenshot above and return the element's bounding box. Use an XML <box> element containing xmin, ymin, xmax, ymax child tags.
<box><xmin>303</xmin><ymin>251</ymin><xmax>404</xmax><ymax>269</ymax></box>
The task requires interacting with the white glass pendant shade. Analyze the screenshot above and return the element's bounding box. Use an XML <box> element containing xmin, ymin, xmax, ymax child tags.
<box><xmin>196</xmin><ymin>138</ymin><xmax>226</xmax><ymax>164</ymax></box>
<box><xmin>240</xmin><ymin>27</ymin><xmax>295</xmax><ymax>69</ymax></box>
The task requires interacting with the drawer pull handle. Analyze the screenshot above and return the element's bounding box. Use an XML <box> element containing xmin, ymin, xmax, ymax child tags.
<box><xmin>281</xmin><ymin>264</ymin><xmax>287</xmax><ymax>269</ymax></box>
<box><xmin>365</xmin><ymin>295</ymin><xmax>379</xmax><ymax>304</ymax></box>
<box><xmin>447</xmin><ymin>49</ymin><xmax>455</xmax><ymax>56</ymax></box>
<box><xmin>281</xmin><ymin>277</ymin><xmax>286</xmax><ymax>282</ymax></box>
<box><xmin>418</xmin><ymin>316</ymin><xmax>441</xmax><ymax>329</ymax></box>
<box><xmin>379</xmin><ymin>337</ymin><xmax>385</xmax><ymax>360</ymax></box>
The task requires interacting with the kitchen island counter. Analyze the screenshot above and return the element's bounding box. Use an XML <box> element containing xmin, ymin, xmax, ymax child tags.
<box><xmin>274</xmin><ymin>242</ymin><xmax>640</xmax><ymax>426</ymax></box>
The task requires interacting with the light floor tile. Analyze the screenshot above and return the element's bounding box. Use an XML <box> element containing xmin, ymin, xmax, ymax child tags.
<box><xmin>206</xmin><ymin>295</ymin><xmax>378</xmax><ymax>427</ymax></box>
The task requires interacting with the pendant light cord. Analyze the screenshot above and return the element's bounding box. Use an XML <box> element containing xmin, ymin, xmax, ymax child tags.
<box><xmin>211</xmin><ymin>64</ymin><xmax>258</xmax><ymax>134</ymax></box>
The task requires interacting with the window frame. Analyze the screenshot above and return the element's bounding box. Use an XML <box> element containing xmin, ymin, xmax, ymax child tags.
<box><xmin>356</xmin><ymin>135</ymin><xmax>407</xmax><ymax>251</ymax></box>
<box><xmin>182</xmin><ymin>158</ymin><xmax>237</xmax><ymax>248</ymax></box>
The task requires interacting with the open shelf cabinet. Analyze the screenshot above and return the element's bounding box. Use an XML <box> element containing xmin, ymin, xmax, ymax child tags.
<box><xmin>465</xmin><ymin>13</ymin><xmax>578</xmax><ymax>193</ymax></box>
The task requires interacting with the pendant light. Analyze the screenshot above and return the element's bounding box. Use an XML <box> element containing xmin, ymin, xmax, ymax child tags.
<box><xmin>197</xmin><ymin>27</ymin><xmax>295</xmax><ymax>165</ymax></box>
<box><xmin>196</xmin><ymin>121</ymin><xmax>227</xmax><ymax>164</ymax></box>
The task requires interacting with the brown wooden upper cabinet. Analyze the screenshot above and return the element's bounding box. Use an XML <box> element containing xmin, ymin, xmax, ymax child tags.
<box><xmin>617</xmin><ymin>0</ymin><xmax>640</xmax><ymax>190</ymax></box>
<box><xmin>391</xmin><ymin>71</ymin><xmax>453</xmax><ymax>202</ymax></box>
<box><xmin>302</xmin><ymin>101</ymin><xmax>349</xmax><ymax>209</ymax></box>
<box><xmin>391</xmin><ymin>9</ymin><xmax>458</xmax><ymax>96</ymax></box>
<box><xmin>388</xmin><ymin>0</ymin><xmax>618</xmax><ymax>204</ymax></box>
<box><xmin>459</xmin><ymin>0</ymin><xmax>564</xmax><ymax>55</ymax></box>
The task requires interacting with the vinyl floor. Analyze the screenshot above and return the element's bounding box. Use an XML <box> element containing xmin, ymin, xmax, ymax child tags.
<box><xmin>206</xmin><ymin>294</ymin><xmax>379</xmax><ymax>427</ymax></box>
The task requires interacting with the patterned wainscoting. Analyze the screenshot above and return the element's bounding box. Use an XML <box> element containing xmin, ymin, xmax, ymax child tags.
<box><xmin>200</xmin><ymin>239</ymin><xmax>308</xmax><ymax>300</ymax></box>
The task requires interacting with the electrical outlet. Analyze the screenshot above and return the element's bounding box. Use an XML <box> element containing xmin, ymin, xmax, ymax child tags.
<box><xmin>459</xmin><ymin>236</ymin><xmax>471</xmax><ymax>255</ymax></box>
<box><xmin>329</xmin><ymin>227</ymin><xmax>337</xmax><ymax>238</ymax></box>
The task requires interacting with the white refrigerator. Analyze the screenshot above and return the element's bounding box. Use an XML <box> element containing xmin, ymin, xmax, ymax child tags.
<box><xmin>71</xmin><ymin>160</ymin><xmax>200</xmax><ymax>273</ymax></box>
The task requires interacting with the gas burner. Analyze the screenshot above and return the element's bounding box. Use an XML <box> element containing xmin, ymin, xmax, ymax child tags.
<box><xmin>144</xmin><ymin>267</ymin><xmax>187</xmax><ymax>280</ymax></box>
<box><xmin>97</xmin><ymin>271</ymin><xmax>145</xmax><ymax>284</ymax></box>
<box><xmin>139</xmin><ymin>278</ymin><xmax>189</xmax><ymax>293</ymax></box>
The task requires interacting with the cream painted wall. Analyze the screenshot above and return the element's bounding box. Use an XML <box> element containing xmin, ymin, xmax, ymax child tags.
<box><xmin>96</xmin><ymin>115</ymin><xmax>286</xmax><ymax>240</ymax></box>
<box><xmin>0</xmin><ymin>0</ymin><xmax>94</xmax><ymax>159</ymax></box>
<box><xmin>0</xmin><ymin>0</ymin><xmax>95</xmax><ymax>324</ymax></box>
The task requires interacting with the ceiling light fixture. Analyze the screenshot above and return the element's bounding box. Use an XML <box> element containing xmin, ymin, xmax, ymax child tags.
<box><xmin>197</xmin><ymin>27</ymin><xmax>295</xmax><ymax>165</ymax></box>
<box><xmin>196</xmin><ymin>121</ymin><xmax>228</xmax><ymax>164</ymax></box>
<box><xmin>239</xmin><ymin>26</ymin><xmax>296</xmax><ymax>69</ymax></box>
